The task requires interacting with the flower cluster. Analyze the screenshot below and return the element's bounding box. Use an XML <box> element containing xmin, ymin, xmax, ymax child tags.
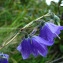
<box><xmin>0</xmin><ymin>53</ymin><xmax>9</xmax><ymax>63</ymax></box>
<box><xmin>17</xmin><ymin>22</ymin><xmax>63</xmax><ymax>59</ymax></box>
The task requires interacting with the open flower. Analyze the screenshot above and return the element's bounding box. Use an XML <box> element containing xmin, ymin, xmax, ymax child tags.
<box><xmin>17</xmin><ymin>35</ymin><xmax>52</xmax><ymax>59</ymax></box>
<box><xmin>0</xmin><ymin>53</ymin><xmax>9</xmax><ymax>63</ymax></box>
<box><xmin>39</xmin><ymin>22</ymin><xmax>63</xmax><ymax>45</ymax></box>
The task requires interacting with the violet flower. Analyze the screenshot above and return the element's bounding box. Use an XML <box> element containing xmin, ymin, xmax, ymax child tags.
<box><xmin>39</xmin><ymin>22</ymin><xmax>63</xmax><ymax>45</ymax></box>
<box><xmin>0</xmin><ymin>53</ymin><xmax>9</xmax><ymax>63</ymax></box>
<box><xmin>17</xmin><ymin>35</ymin><xmax>55</xmax><ymax>59</ymax></box>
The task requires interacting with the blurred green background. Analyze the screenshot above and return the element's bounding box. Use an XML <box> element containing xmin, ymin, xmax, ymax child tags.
<box><xmin>0</xmin><ymin>0</ymin><xmax>63</xmax><ymax>63</ymax></box>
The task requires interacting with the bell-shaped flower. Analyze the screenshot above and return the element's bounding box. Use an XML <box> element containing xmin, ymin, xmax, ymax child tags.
<box><xmin>17</xmin><ymin>35</ymin><xmax>53</xmax><ymax>59</ymax></box>
<box><xmin>39</xmin><ymin>22</ymin><xmax>63</xmax><ymax>45</ymax></box>
<box><xmin>0</xmin><ymin>53</ymin><xmax>9</xmax><ymax>63</ymax></box>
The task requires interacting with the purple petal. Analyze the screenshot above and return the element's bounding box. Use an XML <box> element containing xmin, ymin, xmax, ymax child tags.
<box><xmin>32</xmin><ymin>39</ymin><xmax>48</xmax><ymax>57</ymax></box>
<box><xmin>32</xmin><ymin>36</ymin><xmax>54</xmax><ymax>46</ymax></box>
<box><xmin>3</xmin><ymin>54</ymin><xmax>9</xmax><ymax>60</ymax></box>
<box><xmin>45</xmin><ymin>22</ymin><xmax>63</xmax><ymax>36</ymax></box>
<box><xmin>55</xmin><ymin>26</ymin><xmax>63</xmax><ymax>35</ymax></box>
<box><xmin>39</xmin><ymin>25</ymin><xmax>54</xmax><ymax>41</ymax></box>
<box><xmin>17</xmin><ymin>44</ymin><xmax>21</xmax><ymax>52</ymax></box>
<box><xmin>0</xmin><ymin>53</ymin><xmax>9</xmax><ymax>60</ymax></box>
<box><xmin>31</xmin><ymin>47</ymin><xmax>38</xmax><ymax>57</ymax></box>
<box><xmin>38</xmin><ymin>44</ymin><xmax>48</xmax><ymax>57</ymax></box>
<box><xmin>45</xmin><ymin>22</ymin><xmax>59</xmax><ymax>33</ymax></box>
<box><xmin>17</xmin><ymin>38</ymin><xmax>31</xmax><ymax>59</ymax></box>
<box><xmin>0</xmin><ymin>58</ymin><xmax>8</xmax><ymax>63</ymax></box>
<box><xmin>31</xmin><ymin>40</ymin><xmax>39</xmax><ymax>57</ymax></box>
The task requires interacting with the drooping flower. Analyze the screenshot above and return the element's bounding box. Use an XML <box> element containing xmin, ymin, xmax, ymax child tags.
<box><xmin>0</xmin><ymin>58</ymin><xmax>8</xmax><ymax>63</ymax></box>
<box><xmin>0</xmin><ymin>53</ymin><xmax>9</xmax><ymax>63</ymax></box>
<box><xmin>39</xmin><ymin>22</ymin><xmax>63</xmax><ymax>45</ymax></box>
<box><xmin>17</xmin><ymin>35</ymin><xmax>53</xmax><ymax>59</ymax></box>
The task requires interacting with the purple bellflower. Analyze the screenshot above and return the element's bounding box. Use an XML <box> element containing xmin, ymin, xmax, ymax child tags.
<box><xmin>39</xmin><ymin>22</ymin><xmax>63</xmax><ymax>45</ymax></box>
<box><xmin>17</xmin><ymin>22</ymin><xmax>63</xmax><ymax>59</ymax></box>
<box><xmin>17</xmin><ymin>35</ymin><xmax>54</xmax><ymax>59</ymax></box>
<box><xmin>0</xmin><ymin>53</ymin><xmax>9</xmax><ymax>63</ymax></box>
